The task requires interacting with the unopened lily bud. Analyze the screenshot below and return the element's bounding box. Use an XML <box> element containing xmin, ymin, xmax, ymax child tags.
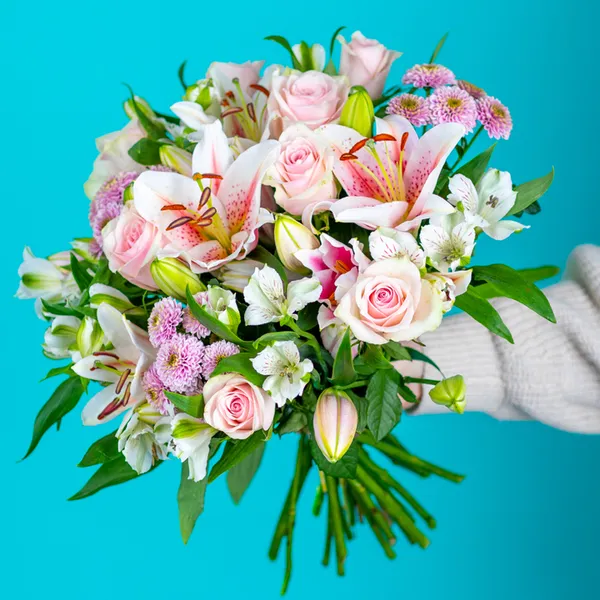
<box><xmin>429</xmin><ymin>375</ymin><xmax>467</xmax><ymax>414</ymax></box>
<box><xmin>183</xmin><ymin>79</ymin><xmax>216</xmax><ymax>111</ymax></box>
<box><xmin>42</xmin><ymin>316</ymin><xmax>81</xmax><ymax>360</ymax></box>
<box><xmin>339</xmin><ymin>86</ymin><xmax>375</xmax><ymax>138</ymax></box>
<box><xmin>77</xmin><ymin>316</ymin><xmax>104</xmax><ymax>358</ymax></box>
<box><xmin>292</xmin><ymin>41</ymin><xmax>326</xmax><ymax>71</ymax></box>
<box><xmin>16</xmin><ymin>247</ymin><xmax>66</xmax><ymax>301</ymax></box>
<box><xmin>70</xmin><ymin>238</ymin><xmax>98</xmax><ymax>263</ymax></box>
<box><xmin>274</xmin><ymin>215</ymin><xmax>319</xmax><ymax>274</ymax></box>
<box><xmin>150</xmin><ymin>258</ymin><xmax>206</xmax><ymax>302</ymax></box>
<box><xmin>313</xmin><ymin>389</ymin><xmax>358</xmax><ymax>463</ymax></box>
<box><xmin>214</xmin><ymin>258</ymin><xmax>265</xmax><ymax>293</ymax></box>
<box><xmin>159</xmin><ymin>145</ymin><xmax>193</xmax><ymax>176</ymax></box>
<box><xmin>124</xmin><ymin>95</ymin><xmax>155</xmax><ymax>120</ymax></box>
<box><xmin>89</xmin><ymin>283</ymin><xmax>144</xmax><ymax>316</ymax></box>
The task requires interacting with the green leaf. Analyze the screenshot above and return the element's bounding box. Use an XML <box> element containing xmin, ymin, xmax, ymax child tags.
<box><xmin>329</xmin><ymin>25</ymin><xmax>345</xmax><ymax>56</ymax></box>
<box><xmin>186</xmin><ymin>288</ymin><xmax>251</xmax><ymax>348</ymax></box>
<box><xmin>347</xmin><ymin>391</ymin><xmax>368</xmax><ymax>433</ymax></box>
<box><xmin>164</xmin><ymin>391</ymin><xmax>204</xmax><ymax>418</ymax></box>
<box><xmin>40</xmin><ymin>299</ymin><xmax>80</xmax><ymax>317</ymax></box>
<box><xmin>354</xmin><ymin>345</ymin><xmax>392</xmax><ymax>375</ymax></box>
<box><xmin>474</xmin><ymin>265</ymin><xmax>560</xmax><ymax>299</ymax></box>
<box><xmin>177</xmin><ymin>461</ymin><xmax>207</xmax><ymax>544</ymax></box>
<box><xmin>178</xmin><ymin>59</ymin><xmax>188</xmax><ymax>90</ymax></box>
<box><xmin>455</xmin><ymin>144</ymin><xmax>496</xmax><ymax>184</ymax></box>
<box><xmin>472</xmin><ymin>264</ymin><xmax>556</xmax><ymax>323</ymax></box>
<box><xmin>332</xmin><ymin>329</ymin><xmax>356</xmax><ymax>386</ymax></box>
<box><xmin>70</xmin><ymin>253</ymin><xmax>92</xmax><ymax>291</ymax></box>
<box><xmin>227</xmin><ymin>443</ymin><xmax>265</xmax><ymax>504</ymax></box>
<box><xmin>123</xmin><ymin>84</ymin><xmax>165</xmax><ymax>140</ymax></box>
<box><xmin>249</xmin><ymin>245</ymin><xmax>288</xmax><ymax>286</ymax></box>
<box><xmin>127</xmin><ymin>138</ymin><xmax>162</xmax><ymax>166</ymax></box>
<box><xmin>264</xmin><ymin>35</ymin><xmax>302</xmax><ymax>70</ymax></box>
<box><xmin>22</xmin><ymin>377</ymin><xmax>85</xmax><ymax>460</ymax></box>
<box><xmin>77</xmin><ymin>431</ymin><xmax>119</xmax><ymax>467</ymax></box>
<box><xmin>454</xmin><ymin>287</ymin><xmax>514</xmax><ymax>343</ymax></box>
<box><xmin>68</xmin><ymin>454</ymin><xmax>152</xmax><ymax>500</ymax></box>
<box><xmin>507</xmin><ymin>168</ymin><xmax>554</xmax><ymax>217</ymax></box>
<box><xmin>210</xmin><ymin>352</ymin><xmax>265</xmax><ymax>387</ymax></box>
<box><xmin>208</xmin><ymin>432</ymin><xmax>265</xmax><ymax>483</ymax></box>
<box><xmin>406</xmin><ymin>347</ymin><xmax>443</xmax><ymax>374</ymax></box>
<box><xmin>383</xmin><ymin>341</ymin><xmax>412</xmax><ymax>361</ymax></box>
<box><xmin>40</xmin><ymin>363</ymin><xmax>74</xmax><ymax>381</ymax></box>
<box><xmin>253</xmin><ymin>331</ymin><xmax>298</xmax><ymax>348</ymax></box>
<box><xmin>366</xmin><ymin>369</ymin><xmax>403</xmax><ymax>441</ymax></box>
<box><xmin>309</xmin><ymin>435</ymin><xmax>358</xmax><ymax>478</ymax></box>
<box><xmin>429</xmin><ymin>32</ymin><xmax>449</xmax><ymax>63</ymax></box>
<box><xmin>276</xmin><ymin>410</ymin><xmax>308</xmax><ymax>435</ymax></box>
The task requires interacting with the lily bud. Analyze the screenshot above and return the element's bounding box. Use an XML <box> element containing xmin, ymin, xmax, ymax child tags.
<box><xmin>183</xmin><ymin>79</ymin><xmax>216</xmax><ymax>111</ymax></box>
<box><xmin>214</xmin><ymin>258</ymin><xmax>265</xmax><ymax>293</ymax></box>
<box><xmin>292</xmin><ymin>41</ymin><xmax>326</xmax><ymax>71</ymax></box>
<box><xmin>339</xmin><ymin>86</ymin><xmax>375</xmax><ymax>138</ymax></box>
<box><xmin>313</xmin><ymin>389</ymin><xmax>358</xmax><ymax>463</ymax></box>
<box><xmin>159</xmin><ymin>145</ymin><xmax>193</xmax><ymax>176</ymax></box>
<box><xmin>42</xmin><ymin>316</ymin><xmax>81</xmax><ymax>360</ymax></box>
<box><xmin>76</xmin><ymin>316</ymin><xmax>105</xmax><ymax>358</ymax></box>
<box><xmin>89</xmin><ymin>283</ymin><xmax>144</xmax><ymax>316</ymax></box>
<box><xmin>429</xmin><ymin>375</ymin><xmax>467</xmax><ymax>414</ymax></box>
<box><xmin>16</xmin><ymin>247</ymin><xmax>66</xmax><ymax>301</ymax></box>
<box><xmin>70</xmin><ymin>238</ymin><xmax>98</xmax><ymax>263</ymax></box>
<box><xmin>150</xmin><ymin>258</ymin><xmax>206</xmax><ymax>302</ymax></box>
<box><xmin>124</xmin><ymin>95</ymin><xmax>155</xmax><ymax>120</ymax></box>
<box><xmin>274</xmin><ymin>215</ymin><xmax>319</xmax><ymax>274</ymax></box>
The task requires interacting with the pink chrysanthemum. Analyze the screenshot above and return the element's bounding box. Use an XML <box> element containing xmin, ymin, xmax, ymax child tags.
<box><xmin>148</xmin><ymin>297</ymin><xmax>183</xmax><ymax>347</ymax></box>
<box><xmin>386</xmin><ymin>93</ymin><xmax>430</xmax><ymax>126</ymax></box>
<box><xmin>142</xmin><ymin>364</ymin><xmax>171</xmax><ymax>415</ymax></box>
<box><xmin>402</xmin><ymin>63</ymin><xmax>456</xmax><ymax>88</ymax></box>
<box><xmin>201</xmin><ymin>341</ymin><xmax>240</xmax><ymax>379</ymax></box>
<box><xmin>182</xmin><ymin>292</ymin><xmax>211</xmax><ymax>338</ymax></box>
<box><xmin>88</xmin><ymin>171</ymin><xmax>139</xmax><ymax>246</ymax></box>
<box><xmin>428</xmin><ymin>86</ymin><xmax>477</xmax><ymax>133</ymax></box>
<box><xmin>476</xmin><ymin>96</ymin><xmax>513</xmax><ymax>140</ymax></box>
<box><xmin>156</xmin><ymin>333</ymin><xmax>204</xmax><ymax>393</ymax></box>
<box><xmin>457</xmin><ymin>80</ymin><xmax>487</xmax><ymax>100</ymax></box>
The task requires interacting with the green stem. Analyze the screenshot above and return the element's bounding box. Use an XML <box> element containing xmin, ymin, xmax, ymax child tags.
<box><xmin>312</xmin><ymin>484</ymin><xmax>324</xmax><ymax>516</ymax></box>
<box><xmin>325</xmin><ymin>476</ymin><xmax>346</xmax><ymax>576</ymax></box>
<box><xmin>341</xmin><ymin>479</ymin><xmax>356</xmax><ymax>527</ymax></box>
<box><xmin>322</xmin><ymin>509</ymin><xmax>333</xmax><ymax>566</ymax></box>
<box><xmin>347</xmin><ymin>479</ymin><xmax>395</xmax><ymax>540</ymax></box>
<box><xmin>449</xmin><ymin>125</ymin><xmax>483</xmax><ymax>172</ymax></box>
<box><xmin>268</xmin><ymin>490</ymin><xmax>292</xmax><ymax>560</ymax></box>
<box><xmin>404</xmin><ymin>377</ymin><xmax>440</xmax><ymax>386</ymax></box>
<box><xmin>336</xmin><ymin>380</ymin><xmax>369</xmax><ymax>390</ymax></box>
<box><xmin>287</xmin><ymin>320</ymin><xmax>325</xmax><ymax>364</ymax></box>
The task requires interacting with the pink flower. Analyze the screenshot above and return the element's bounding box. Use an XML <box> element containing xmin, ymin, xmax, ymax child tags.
<box><xmin>321</xmin><ymin>115</ymin><xmax>464</xmax><ymax>231</ymax></box>
<box><xmin>402</xmin><ymin>64</ymin><xmax>456</xmax><ymax>88</ymax></box>
<box><xmin>265</xmin><ymin>124</ymin><xmax>336</xmax><ymax>216</ymax></box>
<box><xmin>207</xmin><ymin>61</ymin><xmax>264</xmax><ymax>99</ymax></box>
<box><xmin>182</xmin><ymin>292</ymin><xmax>211</xmax><ymax>338</ymax></box>
<box><xmin>313</xmin><ymin>390</ymin><xmax>358</xmax><ymax>463</ymax></box>
<box><xmin>386</xmin><ymin>93</ymin><xmax>430</xmax><ymax>127</ymax></box>
<box><xmin>476</xmin><ymin>96</ymin><xmax>513</xmax><ymax>140</ymax></box>
<box><xmin>203</xmin><ymin>373</ymin><xmax>275</xmax><ymax>440</ymax></box>
<box><xmin>268</xmin><ymin>70</ymin><xmax>350</xmax><ymax>134</ymax></box>
<box><xmin>338</xmin><ymin>31</ymin><xmax>401</xmax><ymax>99</ymax></box>
<box><xmin>102</xmin><ymin>203</ymin><xmax>165</xmax><ymax>290</ymax></box>
<box><xmin>155</xmin><ymin>333</ymin><xmax>204</xmax><ymax>394</ymax></box>
<box><xmin>142</xmin><ymin>363</ymin><xmax>171</xmax><ymax>415</ymax></box>
<box><xmin>201</xmin><ymin>340</ymin><xmax>240</xmax><ymax>378</ymax></box>
<box><xmin>428</xmin><ymin>86</ymin><xmax>478</xmax><ymax>133</ymax></box>
<box><xmin>457</xmin><ymin>80</ymin><xmax>486</xmax><ymax>100</ymax></box>
<box><xmin>334</xmin><ymin>256</ymin><xmax>444</xmax><ymax>345</ymax></box>
<box><xmin>148</xmin><ymin>297</ymin><xmax>183</xmax><ymax>347</ymax></box>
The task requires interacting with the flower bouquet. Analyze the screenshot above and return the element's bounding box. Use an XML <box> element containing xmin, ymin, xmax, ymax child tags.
<box><xmin>17</xmin><ymin>28</ymin><xmax>555</xmax><ymax>592</ymax></box>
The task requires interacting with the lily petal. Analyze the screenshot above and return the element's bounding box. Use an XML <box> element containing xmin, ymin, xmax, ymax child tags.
<box><xmin>191</xmin><ymin>120</ymin><xmax>233</xmax><ymax>195</ymax></box>
<box><xmin>97</xmin><ymin>304</ymin><xmax>139</xmax><ymax>364</ymax></box>
<box><xmin>171</xmin><ymin>101</ymin><xmax>217</xmax><ymax>130</ymax></box>
<box><xmin>332</xmin><ymin>196</ymin><xmax>409</xmax><ymax>230</ymax></box>
<box><xmin>81</xmin><ymin>383</ymin><xmax>134</xmax><ymax>426</ymax></box>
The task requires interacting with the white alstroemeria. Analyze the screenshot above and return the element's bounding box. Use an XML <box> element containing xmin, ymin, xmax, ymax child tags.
<box><xmin>214</xmin><ymin>258</ymin><xmax>265</xmax><ymax>293</ymax></box>
<box><xmin>16</xmin><ymin>247</ymin><xmax>80</xmax><ymax>318</ymax></box>
<box><xmin>203</xmin><ymin>286</ymin><xmax>241</xmax><ymax>332</ymax></box>
<box><xmin>171</xmin><ymin>414</ymin><xmax>216</xmax><ymax>482</ymax></box>
<box><xmin>73</xmin><ymin>304</ymin><xmax>156</xmax><ymax>425</ymax></box>
<box><xmin>42</xmin><ymin>316</ymin><xmax>81</xmax><ymax>360</ymax></box>
<box><xmin>420</xmin><ymin>212</ymin><xmax>476</xmax><ymax>271</ymax></box>
<box><xmin>369</xmin><ymin>228</ymin><xmax>426</xmax><ymax>269</ymax></box>
<box><xmin>292</xmin><ymin>43</ymin><xmax>326</xmax><ymax>71</ymax></box>
<box><xmin>117</xmin><ymin>403</ymin><xmax>171</xmax><ymax>475</ymax></box>
<box><xmin>243</xmin><ymin>265</ymin><xmax>321</xmax><ymax>326</ymax></box>
<box><xmin>251</xmin><ymin>341</ymin><xmax>313</xmax><ymax>406</ymax></box>
<box><xmin>70</xmin><ymin>238</ymin><xmax>98</xmax><ymax>263</ymax></box>
<box><xmin>89</xmin><ymin>284</ymin><xmax>137</xmax><ymax>313</ymax></box>
<box><xmin>425</xmin><ymin>270</ymin><xmax>472</xmax><ymax>313</ymax></box>
<box><xmin>448</xmin><ymin>169</ymin><xmax>528</xmax><ymax>241</ymax></box>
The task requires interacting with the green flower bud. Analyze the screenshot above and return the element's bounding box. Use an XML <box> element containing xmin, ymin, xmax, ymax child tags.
<box><xmin>150</xmin><ymin>258</ymin><xmax>206</xmax><ymax>302</ymax></box>
<box><xmin>123</xmin><ymin>95</ymin><xmax>155</xmax><ymax>120</ymax></box>
<box><xmin>274</xmin><ymin>214</ymin><xmax>319</xmax><ymax>274</ymax></box>
<box><xmin>76</xmin><ymin>316</ymin><xmax>104</xmax><ymax>358</ymax></box>
<box><xmin>429</xmin><ymin>375</ymin><xmax>467</xmax><ymax>414</ymax></box>
<box><xmin>159</xmin><ymin>145</ymin><xmax>192</xmax><ymax>176</ymax></box>
<box><xmin>339</xmin><ymin>86</ymin><xmax>375</xmax><ymax>138</ymax></box>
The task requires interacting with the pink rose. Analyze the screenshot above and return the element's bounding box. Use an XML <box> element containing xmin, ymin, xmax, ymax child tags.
<box><xmin>268</xmin><ymin>70</ymin><xmax>350</xmax><ymax>133</ymax></box>
<box><xmin>207</xmin><ymin>60</ymin><xmax>264</xmax><ymax>98</ymax></box>
<box><xmin>339</xmin><ymin>31</ymin><xmax>401</xmax><ymax>99</ymax></box>
<box><xmin>334</xmin><ymin>257</ymin><xmax>443</xmax><ymax>344</ymax></box>
<box><xmin>265</xmin><ymin>124</ymin><xmax>336</xmax><ymax>215</ymax></box>
<box><xmin>102</xmin><ymin>203</ymin><xmax>164</xmax><ymax>290</ymax></box>
<box><xmin>203</xmin><ymin>373</ymin><xmax>275</xmax><ymax>440</ymax></box>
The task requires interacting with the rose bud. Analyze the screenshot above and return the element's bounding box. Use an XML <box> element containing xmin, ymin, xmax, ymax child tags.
<box><xmin>313</xmin><ymin>389</ymin><xmax>358</xmax><ymax>463</ymax></box>
<box><xmin>429</xmin><ymin>375</ymin><xmax>467</xmax><ymax>414</ymax></box>
<box><xmin>339</xmin><ymin>85</ymin><xmax>375</xmax><ymax>138</ymax></box>
<box><xmin>274</xmin><ymin>214</ymin><xmax>320</xmax><ymax>274</ymax></box>
<box><xmin>159</xmin><ymin>145</ymin><xmax>192</xmax><ymax>176</ymax></box>
<box><xmin>150</xmin><ymin>257</ymin><xmax>205</xmax><ymax>302</ymax></box>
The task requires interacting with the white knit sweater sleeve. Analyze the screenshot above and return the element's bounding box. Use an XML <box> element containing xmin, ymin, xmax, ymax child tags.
<box><xmin>413</xmin><ymin>245</ymin><xmax>600</xmax><ymax>433</ymax></box>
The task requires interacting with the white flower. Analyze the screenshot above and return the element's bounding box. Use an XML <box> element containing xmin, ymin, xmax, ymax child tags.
<box><xmin>214</xmin><ymin>258</ymin><xmax>265</xmax><ymax>293</ymax></box>
<box><xmin>42</xmin><ymin>316</ymin><xmax>81</xmax><ymax>360</ymax></box>
<box><xmin>420</xmin><ymin>212</ymin><xmax>476</xmax><ymax>271</ymax></box>
<box><xmin>89</xmin><ymin>284</ymin><xmax>137</xmax><ymax>313</ymax></box>
<box><xmin>425</xmin><ymin>270</ymin><xmax>472</xmax><ymax>313</ymax></box>
<box><xmin>292</xmin><ymin>43</ymin><xmax>326</xmax><ymax>71</ymax></box>
<box><xmin>369</xmin><ymin>228</ymin><xmax>425</xmax><ymax>269</ymax></box>
<box><xmin>243</xmin><ymin>265</ymin><xmax>321</xmax><ymax>326</ymax></box>
<box><xmin>448</xmin><ymin>169</ymin><xmax>528</xmax><ymax>240</ymax></box>
<box><xmin>317</xmin><ymin>305</ymin><xmax>358</xmax><ymax>358</ymax></box>
<box><xmin>251</xmin><ymin>341</ymin><xmax>313</xmax><ymax>406</ymax></box>
<box><xmin>117</xmin><ymin>403</ymin><xmax>171</xmax><ymax>475</ymax></box>
<box><xmin>171</xmin><ymin>414</ymin><xmax>216</xmax><ymax>482</ymax></box>
<box><xmin>204</xmin><ymin>286</ymin><xmax>241</xmax><ymax>332</ymax></box>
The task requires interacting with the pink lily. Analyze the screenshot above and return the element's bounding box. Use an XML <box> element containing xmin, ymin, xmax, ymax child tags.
<box><xmin>295</xmin><ymin>233</ymin><xmax>369</xmax><ymax>305</ymax></box>
<box><xmin>133</xmin><ymin>121</ymin><xmax>279</xmax><ymax>273</ymax></box>
<box><xmin>320</xmin><ymin>115</ymin><xmax>465</xmax><ymax>231</ymax></box>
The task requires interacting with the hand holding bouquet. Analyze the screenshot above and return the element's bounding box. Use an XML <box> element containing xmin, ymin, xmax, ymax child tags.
<box><xmin>17</xmin><ymin>28</ymin><xmax>555</xmax><ymax>592</ymax></box>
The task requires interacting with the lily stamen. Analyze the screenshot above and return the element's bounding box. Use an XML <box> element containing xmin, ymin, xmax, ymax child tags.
<box><xmin>160</xmin><ymin>204</ymin><xmax>187</xmax><ymax>211</ymax></box>
<box><xmin>221</xmin><ymin>107</ymin><xmax>244</xmax><ymax>118</ymax></box>
<box><xmin>115</xmin><ymin>368</ymin><xmax>131</xmax><ymax>395</ymax></box>
<box><xmin>166</xmin><ymin>216</ymin><xmax>194</xmax><ymax>231</ymax></box>
<box><xmin>249</xmin><ymin>83</ymin><xmax>270</xmax><ymax>97</ymax></box>
<box><xmin>198</xmin><ymin>187</ymin><xmax>211</xmax><ymax>209</ymax></box>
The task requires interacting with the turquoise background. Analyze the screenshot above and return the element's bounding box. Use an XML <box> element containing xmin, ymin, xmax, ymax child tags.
<box><xmin>2</xmin><ymin>0</ymin><xmax>599</xmax><ymax>597</ymax></box>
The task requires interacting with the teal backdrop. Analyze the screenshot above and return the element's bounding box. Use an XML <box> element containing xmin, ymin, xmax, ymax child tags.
<box><xmin>1</xmin><ymin>0</ymin><xmax>599</xmax><ymax>598</ymax></box>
